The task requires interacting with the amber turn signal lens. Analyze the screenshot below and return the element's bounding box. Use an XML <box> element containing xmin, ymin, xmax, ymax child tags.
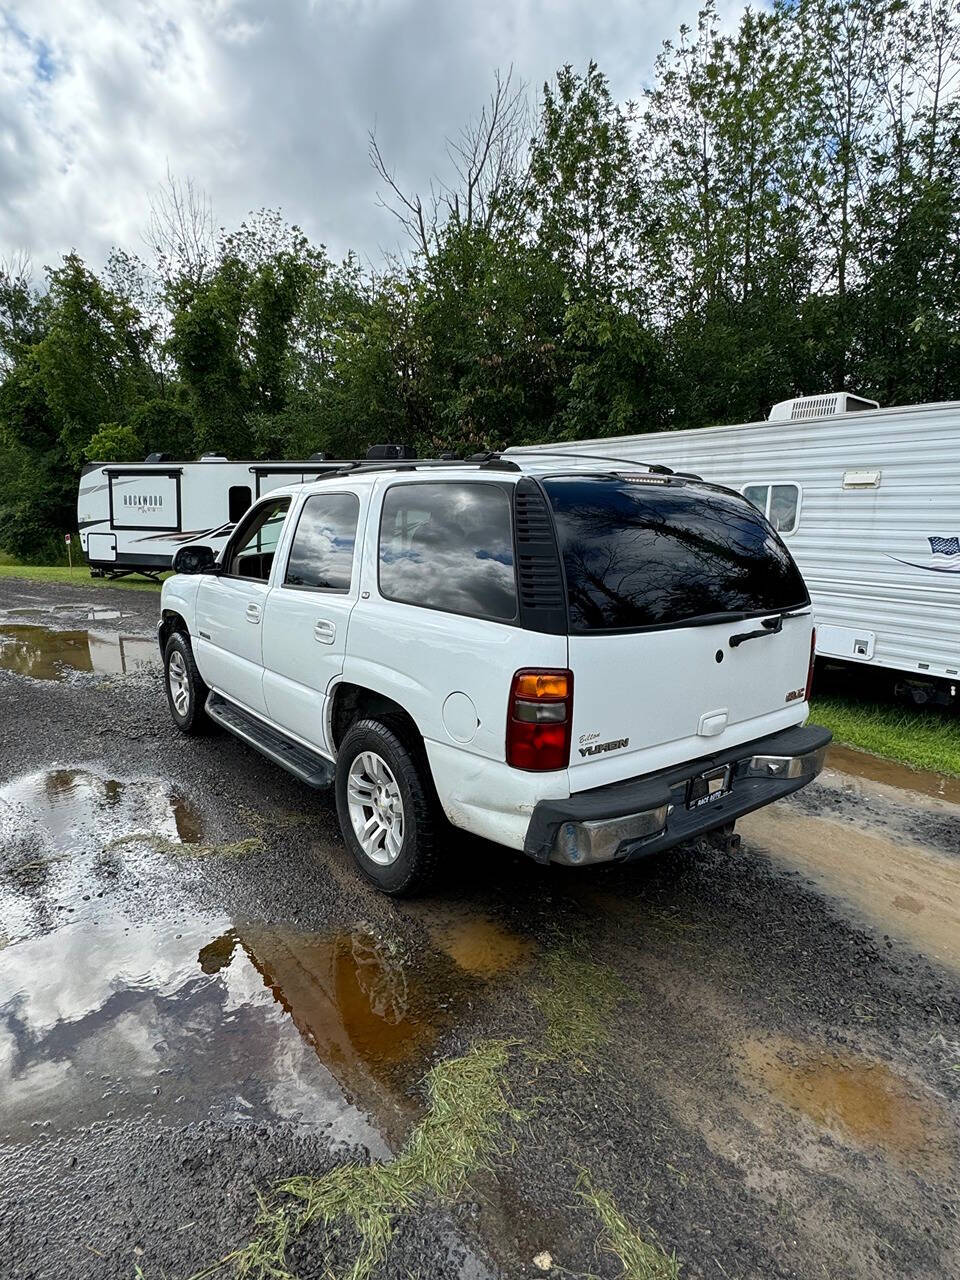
<box><xmin>513</xmin><ymin>671</ymin><xmax>569</xmax><ymax>700</ymax></box>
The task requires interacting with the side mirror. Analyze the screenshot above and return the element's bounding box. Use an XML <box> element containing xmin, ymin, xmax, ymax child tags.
<box><xmin>172</xmin><ymin>544</ymin><xmax>219</xmax><ymax>575</ymax></box>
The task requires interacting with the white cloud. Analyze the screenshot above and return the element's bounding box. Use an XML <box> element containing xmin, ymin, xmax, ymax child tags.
<box><xmin>0</xmin><ymin>0</ymin><xmax>757</xmax><ymax>275</ymax></box>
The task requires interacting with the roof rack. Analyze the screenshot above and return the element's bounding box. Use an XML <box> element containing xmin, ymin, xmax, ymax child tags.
<box><xmin>321</xmin><ymin>454</ymin><xmax>521</xmax><ymax>478</ymax></box>
<box><xmin>245</xmin><ymin>449</ymin><xmax>700</xmax><ymax>484</ymax></box>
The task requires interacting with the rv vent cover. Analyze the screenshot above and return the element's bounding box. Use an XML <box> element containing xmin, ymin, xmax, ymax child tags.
<box><xmin>768</xmin><ymin>392</ymin><xmax>879</xmax><ymax>422</ymax></box>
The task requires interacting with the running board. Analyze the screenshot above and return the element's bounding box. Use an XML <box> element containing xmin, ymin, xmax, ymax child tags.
<box><xmin>206</xmin><ymin>693</ymin><xmax>335</xmax><ymax>789</ymax></box>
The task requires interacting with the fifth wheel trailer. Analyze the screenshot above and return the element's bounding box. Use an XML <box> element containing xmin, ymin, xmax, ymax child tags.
<box><xmin>510</xmin><ymin>394</ymin><xmax>960</xmax><ymax>700</ymax></box>
<box><xmin>77</xmin><ymin>456</ymin><xmax>344</xmax><ymax>576</ymax></box>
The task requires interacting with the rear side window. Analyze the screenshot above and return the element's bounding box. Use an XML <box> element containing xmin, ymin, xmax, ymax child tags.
<box><xmin>285</xmin><ymin>493</ymin><xmax>360</xmax><ymax>591</ymax></box>
<box><xmin>379</xmin><ymin>482</ymin><xmax>517</xmax><ymax>621</ymax></box>
<box><xmin>543</xmin><ymin>476</ymin><xmax>808</xmax><ymax>632</ymax></box>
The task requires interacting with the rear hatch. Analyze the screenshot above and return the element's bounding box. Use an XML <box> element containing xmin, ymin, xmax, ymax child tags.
<box><xmin>542</xmin><ymin>474</ymin><xmax>814</xmax><ymax>792</ymax></box>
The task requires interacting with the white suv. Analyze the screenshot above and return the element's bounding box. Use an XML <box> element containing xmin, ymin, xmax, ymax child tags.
<box><xmin>159</xmin><ymin>453</ymin><xmax>830</xmax><ymax>894</ymax></box>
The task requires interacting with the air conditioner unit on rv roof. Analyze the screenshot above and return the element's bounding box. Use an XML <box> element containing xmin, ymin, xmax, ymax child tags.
<box><xmin>768</xmin><ymin>392</ymin><xmax>879</xmax><ymax>422</ymax></box>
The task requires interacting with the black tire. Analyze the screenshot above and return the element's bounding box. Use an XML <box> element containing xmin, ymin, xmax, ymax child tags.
<box><xmin>335</xmin><ymin>717</ymin><xmax>441</xmax><ymax>895</ymax></box>
<box><xmin>163</xmin><ymin>631</ymin><xmax>210</xmax><ymax>734</ymax></box>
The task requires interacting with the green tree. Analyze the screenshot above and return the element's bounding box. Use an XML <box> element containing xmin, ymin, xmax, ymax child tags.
<box><xmin>168</xmin><ymin>212</ymin><xmax>324</xmax><ymax>457</ymax></box>
<box><xmin>29</xmin><ymin>253</ymin><xmax>159</xmax><ymax>465</ymax></box>
<box><xmin>84</xmin><ymin>422</ymin><xmax>142</xmax><ymax>462</ymax></box>
<box><xmin>528</xmin><ymin>62</ymin><xmax>644</xmax><ymax>306</ymax></box>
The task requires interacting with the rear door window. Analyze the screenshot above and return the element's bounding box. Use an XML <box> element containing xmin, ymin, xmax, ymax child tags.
<box><xmin>284</xmin><ymin>493</ymin><xmax>360</xmax><ymax>591</ymax></box>
<box><xmin>378</xmin><ymin>482</ymin><xmax>518</xmax><ymax>621</ymax></box>
<box><xmin>543</xmin><ymin>476</ymin><xmax>808</xmax><ymax>632</ymax></box>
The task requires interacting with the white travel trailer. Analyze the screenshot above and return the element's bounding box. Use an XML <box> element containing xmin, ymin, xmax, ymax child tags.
<box><xmin>77</xmin><ymin>455</ymin><xmax>344</xmax><ymax>577</ymax></box>
<box><xmin>510</xmin><ymin>394</ymin><xmax>960</xmax><ymax>701</ymax></box>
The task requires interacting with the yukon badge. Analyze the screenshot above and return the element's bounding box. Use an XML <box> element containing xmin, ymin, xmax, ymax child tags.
<box><xmin>579</xmin><ymin>737</ymin><xmax>629</xmax><ymax>758</ymax></box>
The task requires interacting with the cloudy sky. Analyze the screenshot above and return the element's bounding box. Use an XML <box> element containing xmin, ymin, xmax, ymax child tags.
<box><xmin>0</xmin><ymin>0</ymin><xmax>753</xmax><ymax>275</ymax></box>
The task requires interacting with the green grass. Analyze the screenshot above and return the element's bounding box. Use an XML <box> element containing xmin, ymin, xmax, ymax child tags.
<box><xmin>0</xmin><ymin>563</ymin><xmax>165</xmax><ymax>591</ymax></box>
<box><xmin>811</xmin><ymin>693</ymin><xmax>960</xmax><ymax>777</ymax></box>
<box><xmin>578</xmin><ymin>1172</ymin><xmax>680</xmax><ymax>1280</ymax></box>
<box><xmin>214</xmin><ymin>1039</ymin><xmax>518</xmax><ymax>1280</ymax></box>
<box><xmin>532</xmin><ymin>947</ymin><xmax>627</xmax><ymax>1061</ymax></box>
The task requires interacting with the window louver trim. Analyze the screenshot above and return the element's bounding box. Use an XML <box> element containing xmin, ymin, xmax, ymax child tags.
<box><xmin>513</xmin><ymin>479</ymin><xmax>567</xmax><ymax>634</ymax></box>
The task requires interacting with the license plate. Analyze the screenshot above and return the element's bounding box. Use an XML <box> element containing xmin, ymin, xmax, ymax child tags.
<box><xmin>687</xmin><ymin>765</ymin><xmax>731</xmax><ymax>809</ymax></box>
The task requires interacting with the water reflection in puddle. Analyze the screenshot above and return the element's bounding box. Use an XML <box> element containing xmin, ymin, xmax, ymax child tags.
<box><xmin>0</xmin><ymin>624</ymin><xmax>156</xmax><ymax>680</ymax></box>
<box><xmin>0</xmin><ymin>910</ymin><xmax>389</xmax><ymax>1152</ymax></box>
<box><xmin>0</xmin><ymin>604</ymin><xmax>132</xmax><ymax>624</ymax></box>
<box><xmin>0</xmin><ymin>769</ymin><xmax>202</xmax><ymax>860</ymax></box>
<box><xmin>0</xmin><ymin>767</ymin><xmax>538</xmax><ymax>1154</ymax></box>
<box><xmin>740</xmin><ymin>1035</ymin><xmax>951</xmax><ymax>1171</ymax></box>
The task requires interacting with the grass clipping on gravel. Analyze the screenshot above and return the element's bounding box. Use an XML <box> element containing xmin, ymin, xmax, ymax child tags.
<box><xmin>578</xmin><ymin>1172</ymin><xmax>680</xmax><ymax>1280</ymax></box>
<box><xmin>532</xmin><ymin>947</ymin><xmax>627</xmax><ymax>1061</ymax></box>
<box><xmin>109</xmin><ymin>832</ymin><xmax>261</xmax><ymax>859</ymax></box>
<box><xmin>107</xmin><ymin>808</ymin><xmax>313</xmax><ymax>861</ymax></box>
<box><xmin>223</xmin><ymin>1039</ymin><xmax>516</xmax><ymax>1280</ymax></box>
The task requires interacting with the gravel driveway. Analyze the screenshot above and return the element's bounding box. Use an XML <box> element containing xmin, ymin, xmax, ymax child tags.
<box><xmin>1</xmin><ymin>579</ymin><xmax>958</xmax><ymax>1280</ymax></box>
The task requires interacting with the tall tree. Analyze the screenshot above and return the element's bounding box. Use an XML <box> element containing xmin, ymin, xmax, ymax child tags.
<box><xmin>528</xmin><ymin>62</ymin><xmax>644</xmax><ymax>307</ymax></box>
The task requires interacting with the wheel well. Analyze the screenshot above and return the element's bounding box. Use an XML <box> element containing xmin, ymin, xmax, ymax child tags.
<box><xmin>330</xmin><ymin>683</ymin><xmax>422</xmax><ymax>754</ymax></box>
<box><xmin>159</xmin><ymin>610</ymin><xmax>190</xmax><ymax>651</ymax></box>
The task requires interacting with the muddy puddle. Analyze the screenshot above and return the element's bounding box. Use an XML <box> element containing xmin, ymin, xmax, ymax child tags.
<box><xmin>826</xmin><ymin>744</ymin><xmax>960</xmax><ymax>806</ymax></box>
<box><xmin>0</xmin><ymin>767</ymin><xmax>537</xmax><ymax>1151</ymax></box>
<box><xmin>0</xmin><ymin>907</ymin><xmax>514</xmax><ymax>1149</ymax></box>
<box><xmin>422</xmin><ymin>911</ymin><xmax>537</xmax><ymax>978</ymax></box>
<box><xmin>0</xmin><ymin>623</ymin><xmax>156</xmax><ymax>679</ymax></box>
<box><xmin>740</xmin><ymin>1035</ymin><xmax>952</xmax><ymax>1172</ymax></box>
<box><xmin>741</xmin><ymin>807</ymin><xmax>960</xmax><ymax>970</ymax></box>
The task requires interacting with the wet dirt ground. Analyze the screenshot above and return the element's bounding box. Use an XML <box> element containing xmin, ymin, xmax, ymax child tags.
<box><xmin>1</xmin><ymin>579</ymin><xmax>958</xmax><ymax>1280</ymax></box>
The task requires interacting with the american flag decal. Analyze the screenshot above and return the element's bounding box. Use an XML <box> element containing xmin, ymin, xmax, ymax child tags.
<box><xmin>929</xmin><ymin>536</ymin><xmax>960</xmax><ymax>556</ymax></box>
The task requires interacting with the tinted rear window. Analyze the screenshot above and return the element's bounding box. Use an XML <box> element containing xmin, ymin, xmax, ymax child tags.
<box><xmin>543</xmin><ymin>476</ymin><xmax>808</xmax><ymax>632</ymax></box>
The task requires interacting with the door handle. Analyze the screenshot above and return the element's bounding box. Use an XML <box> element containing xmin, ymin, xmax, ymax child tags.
<box><xmin>314</xmin><ymin>619</ymin><xmax>336</xmax><ymax>644</ymax></box>
<box><xmin>245</xmin><ymin>602</ymin><xmax>262</xmax><ymax>624</ymax></box>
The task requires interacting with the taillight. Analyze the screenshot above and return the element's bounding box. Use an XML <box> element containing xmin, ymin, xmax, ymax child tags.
<box><xmin>805</xmin><ymin>627</ymin><xmax>817</xmax><ymax>701</ymax></box>
<box><xmin>506</xmin><ymin>668</ymin><xmax>573</xmax><ymax>771</ymax></box>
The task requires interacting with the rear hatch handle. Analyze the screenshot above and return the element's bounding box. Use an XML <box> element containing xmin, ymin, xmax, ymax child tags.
<box><xmin>729</xmin><ymin>609</ymin><xmax>811</xmax><ymax>649</ymax></box>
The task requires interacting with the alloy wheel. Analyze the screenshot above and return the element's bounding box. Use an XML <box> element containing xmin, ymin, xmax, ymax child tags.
<box><xmin>168</xmin><ymin>649</ymin><xmax>190</xmax><ymax>718</ymax></box>
<box><xmin>346</xmin><ymin>750</ymin><xmax>405</xmax><ymax>865</ymax></box>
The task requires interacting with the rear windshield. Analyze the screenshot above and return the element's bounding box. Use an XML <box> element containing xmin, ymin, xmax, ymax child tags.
<box><xmin>543</xmin><ymin>475</ymin><xmax>809</xmax><ymax>632</ymax></box>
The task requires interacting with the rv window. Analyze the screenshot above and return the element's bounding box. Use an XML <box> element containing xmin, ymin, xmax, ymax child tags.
<box><xmin>225</xmin><ymin>497</ymin><xmax>291</xmax><ymax>581</ymax></box>
<box><xmin>742</xmin><ymin>483</ymin><xmax>800</xmax><ymax>534</ymax></box>
<box><xmin>284</xmin><ymin>493</ymin><xmax>360</xmax><ymax>592</ymax></box>
<box><xmin>229</xmin><ymin>485</ymin><xmax>252</xmax><ymax>522</ymax></box>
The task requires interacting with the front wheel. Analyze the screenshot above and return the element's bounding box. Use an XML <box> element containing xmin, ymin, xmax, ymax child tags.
<box><xmin>335</xmin><ymin>718</ymin><xmax>440</xmax><ymax>895</ymax></box>
<box><xmin>163</xmin><ymin>632</ymin><xmax>210</xmax><ymax>734</ymax></box>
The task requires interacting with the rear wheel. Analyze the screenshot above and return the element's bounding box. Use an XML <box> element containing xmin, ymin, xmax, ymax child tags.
<box><xmin>335</xmin><ymin>718</ymin><xmax>440</xmax><ymax>895</ymax></box>
<box><xmin>163</xmin><ymin>632</ymin><xmax>210</xmax><ymax>734</ymax></box>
